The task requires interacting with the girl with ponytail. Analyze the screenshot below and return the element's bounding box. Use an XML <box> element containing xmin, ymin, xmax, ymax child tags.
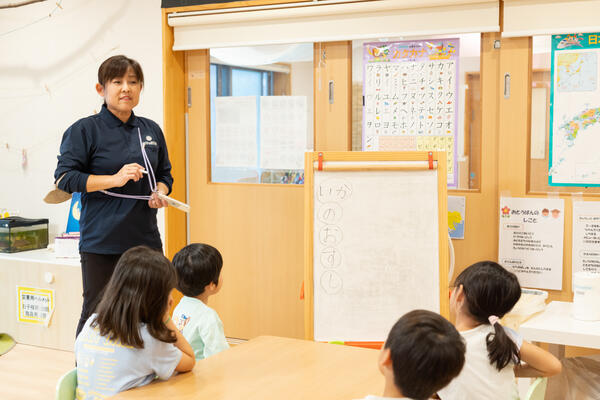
<box><xmin>437</xmin><ymin>261</ymin><xmax>562</xmax><ymax>400</ymax></box>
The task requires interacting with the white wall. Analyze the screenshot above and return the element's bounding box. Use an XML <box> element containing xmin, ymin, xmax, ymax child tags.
<box><xmin>0</xmin><ymin>0</ymin><xmax>165</xmax><ymax>243</ymax></box>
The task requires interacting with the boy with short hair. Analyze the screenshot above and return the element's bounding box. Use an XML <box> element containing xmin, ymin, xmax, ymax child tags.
<box><xmin>172</xmin><ymin>243</ymin><xmax>229</xmax><ymax>359</ymax></box>
<box><xmin>358</xmin><ymin>310</ymin><xmax>466</xmax><ymax>400</ymax></box>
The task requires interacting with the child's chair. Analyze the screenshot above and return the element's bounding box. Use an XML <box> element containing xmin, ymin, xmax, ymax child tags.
<box><xmin>524</xmin><ymin>377</ymin><xmax>548</xmax><ymax>400</ymax></box>
<box><xmin>55</xmin><ymin>368</ymin><xmax>77</xmax><ymax>400</ymax></box>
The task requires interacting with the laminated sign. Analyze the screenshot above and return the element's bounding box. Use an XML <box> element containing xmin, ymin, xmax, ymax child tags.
<box><xmin>17</xmin><ymin>286</ymin><xmax>55</xmax><ymax>326</ymax></box>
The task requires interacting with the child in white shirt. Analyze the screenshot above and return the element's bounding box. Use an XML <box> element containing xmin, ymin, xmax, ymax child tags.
<box><xmin>438</xmin><ymin>261</ymin><xmax>562</xmax><ymax>400</ymax></box>
<box><xmin>172</xmin><ymin>243</ymin><xmax>229</xmax><ymax>359</ymax></box>
<box><xmin>75</xmin><ymin>246</ymin><xmax>195</xmax><ymax>399</ymax></box>
<box><xmin>356</xmin><ymin>309</ymin><xmax>466</xmax><ymax>400</ymax></box>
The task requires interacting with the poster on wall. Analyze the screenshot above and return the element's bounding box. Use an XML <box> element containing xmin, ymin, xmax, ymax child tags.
<box><xmin>572</xmin><ymin>201</ymin><xmax>600</xmax><ymax>277</ymax></box>
<box><xmin>214</xmin><ymin>96</ymin><xmax>257</xmax><ymax>168</ymax></box>
<box><xmin>448</xmin><ymin>195</ymin><xmax>466</xmax><ymax>240</ymax></box>
<box><xmin>498</xmin><ymin>197</ymin><xmax>564</xmax><ymax>290</ymax></box>
<box><xmin>16</xmin><ymin>286</ymin><xmax>55</xmax><ymax>326</ymax></box>
<box><xmin>363</xmin><ymin>38</ymin><xmax>459</xmax><ymax>186</ymax></box>
<box><xmin>549</xmin><ymin>33</ymin><xmax>600</xmax><ymax>186</ymax></box>
<box><xmin>260</xmin><ymin>96</ymin><xmax>307</xmax><ymax>170</ymax></box>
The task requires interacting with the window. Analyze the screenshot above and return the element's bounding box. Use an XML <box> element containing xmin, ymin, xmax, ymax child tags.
<box><xmin>209</xmin><ymin>44</ymin><xmax>314</xmax><ymax>185</ymax></box>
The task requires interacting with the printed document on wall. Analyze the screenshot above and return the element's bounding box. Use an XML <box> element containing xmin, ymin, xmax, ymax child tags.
<box><xmin>215</xmin><ymin>96</ymin><xmax>257</xmax><ymax>168</ymax></box>
<box><xmin>260</xmin><ymin>96</ymin><xmax>307</xmax><ymax>170</ymax></box>
<box><xmin>498</xmin><ymin>197</ymin><xmax>564</xmax><ymax>290</ymax></box>
<box><xmin>572</xmin><ymin>201</ymin><xmax>600</xmax><ymax>278</ymax></box>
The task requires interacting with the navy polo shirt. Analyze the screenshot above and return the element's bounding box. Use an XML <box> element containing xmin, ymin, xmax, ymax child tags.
<box><xmin>54</xmin><ymin>104</ymin><xmax>173</xmax><ymax>254</ymax></box>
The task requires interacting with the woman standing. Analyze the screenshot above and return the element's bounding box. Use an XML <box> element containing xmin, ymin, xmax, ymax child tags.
<box><xmin>53</xmin><ymin>55</ymin><xmax>173</xmax><ymax>336</ymax></box>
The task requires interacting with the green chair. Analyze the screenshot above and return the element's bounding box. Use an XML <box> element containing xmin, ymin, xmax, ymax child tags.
<box><xmin>0</xmin><ymin>333</ymin><xmax>16</xmax><ymax>355</ymax></box>
<box><xmin>524</xmin><ymin>377</ymin><xmax>548</xmax><ymax>400</ymax></box>
<box><xmin>55</xmin><ymin>368</ymin><xmax>77</xmax><ymax>400</ymax></box>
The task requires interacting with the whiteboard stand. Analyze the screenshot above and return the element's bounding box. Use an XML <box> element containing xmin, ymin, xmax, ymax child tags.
<box><xmin>304</xmin><ymin>151</ymin><xmax>449</xmax><ymax>343</ymax></box>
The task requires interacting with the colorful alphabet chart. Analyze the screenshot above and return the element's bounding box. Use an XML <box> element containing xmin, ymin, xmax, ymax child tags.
<box><xmin>363</xmin><ymin>39</ymin><xmax>460</xmax><ymax>186</ymax></box>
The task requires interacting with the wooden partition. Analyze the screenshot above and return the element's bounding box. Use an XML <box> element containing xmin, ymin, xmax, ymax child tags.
<box><xmin>161</xmin><ymin>9</ymin><xmax>187</xmax><ymax>314</ymax></box>
<box><xmin>185</xmin><ymin>50</ymin><xmax>305</xmax><ymax>339</ymax></box>
<box><xmin>448</xmin><ymin>32</ymin><xmax>501</xmax><ymax>277</ymax></box>
<box><xmin>496</xmin><ymin>36</ymin><xmax>600</xmax><ymax>356</ymax></box>
<box><xmin>162</xmin><ymin>3</ymin><xmax>598</xmax><ymax>352</ymax></box>
<box><xmin>314</xmin><ymin>41</ymin><xmax>352</xmax><ymax>151</ymax></box>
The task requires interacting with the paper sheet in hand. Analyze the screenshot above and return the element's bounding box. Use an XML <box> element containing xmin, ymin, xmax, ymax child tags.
<box><xmin>158</xmin><ymin>193</ymin><xmax>190</xmax><ymax>213</ymax></box>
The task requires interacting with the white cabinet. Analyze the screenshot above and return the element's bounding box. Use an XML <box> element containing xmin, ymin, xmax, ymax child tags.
<box><xmin>0</xmin><ymin>250</ymin><xmax>81</xmax><ymax>351</ymax></box>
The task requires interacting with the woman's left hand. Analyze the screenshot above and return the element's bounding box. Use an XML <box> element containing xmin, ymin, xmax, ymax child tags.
<box><xmin>148</xmin><ymin>190</ymin><xmax>168</xmax><ymax>209</ymax></box>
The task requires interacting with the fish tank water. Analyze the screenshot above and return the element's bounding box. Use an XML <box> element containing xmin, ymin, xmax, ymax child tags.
<box><xmin>0</xmin><ymin>217</ymin><xmax>49</xmax><ymax>253</ymax></box>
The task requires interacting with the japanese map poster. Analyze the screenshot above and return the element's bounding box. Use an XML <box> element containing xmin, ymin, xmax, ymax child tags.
<box><xmin>363</xmin><ymin>39</ymin><xmax>459</xmax><ymax>186</ymax></box>
<box><xmin>498</xmin><ymin>197</ymin><xmax>564</xmax><ymax>290</ymax></box>
<box><xmin>549</xmin><ymin>33</ymin><xmax>600</xmax><ymax>186</ymax></box>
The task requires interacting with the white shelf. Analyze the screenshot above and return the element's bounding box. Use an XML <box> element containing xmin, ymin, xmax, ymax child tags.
<box><xmin>519</xmin><ymin>301</ymin><xmax>600</xmax><ymax>349</ymax></box>
<box><xmin>0</xmin><ymin>249</ymin><xmax>80</xmax><ymax>267</ymax></box>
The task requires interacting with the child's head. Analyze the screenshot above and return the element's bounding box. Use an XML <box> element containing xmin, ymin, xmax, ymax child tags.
<box><xmin>93</xmin><ymin>246</ymin><xmax>177</xmax><ymax>348</ymax></box>
<box><xmin>451</xmin><ymin>261</ymin><xmax>521</xmax><ymax>371</ymax></box>
<box><xmin>173</xmin><ymin>243</ymin><xmax>223</xmax><ymax>298</ymax></box>
<box><xmin>380</xmin><ymin>310</ymin><xmax>465</xmax><ymax>400</ymax></box>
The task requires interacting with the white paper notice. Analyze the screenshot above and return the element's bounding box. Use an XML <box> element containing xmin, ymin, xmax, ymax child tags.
<box><xmin>260</xmin><ymin>96</ymin><xmax>307</xmax><ymax>170</ymax></box>
<box><xmin>573</xmin><ymin>201</ymin><xmax>600</xmax><ymax>277</ymax></box>
<box><xmin>498</xmin><ymin>197</ymin><xmax>564</xmax><ymax>290</ymax></box>
<box><xmin>215</xmin><ymin>96</ymin><xmax>257</xmax><ymax>167</ymax></box>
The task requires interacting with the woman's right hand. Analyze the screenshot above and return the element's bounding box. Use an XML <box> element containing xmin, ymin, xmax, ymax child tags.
<box><xmin>112</xmin><ymin>163</ymin><xmax>145</xmax><ymax>187</ymax></box>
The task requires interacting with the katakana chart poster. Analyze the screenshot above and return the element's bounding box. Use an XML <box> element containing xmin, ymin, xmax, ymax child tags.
<box><xmin>363</xmin><ymin>39</ymin><xmax>459</xmax><ymax>186</ymax></box>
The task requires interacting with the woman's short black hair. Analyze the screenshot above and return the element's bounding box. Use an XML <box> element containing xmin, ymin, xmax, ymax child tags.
<box><xmin>453</xmin><ymin>261</ymin><xmax>522</xmax><ymax>370</ymax></box>
<box><xmin>385</xmin><ymin>310</ymin><xmax>465</xmax><ymax>400</ymax></box>
<box><xmin>97</xmin><ymin>55</ymin><xmax>144</xmax><ymax>87</ymax></box>
<box><xmin>92</xmin><ymin>246</ymin><xmax>177</xmax><ymax>348</ymax></box>
<box><xmin>172</xmin><ymin>243</ymin><xmax>223</xmax><ymax>297</ymax></box>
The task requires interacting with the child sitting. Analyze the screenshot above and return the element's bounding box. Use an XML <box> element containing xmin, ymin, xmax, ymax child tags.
<box><xmin>438</xmin><ymin>261</ymin><xmax>562</xmax><ymax>400</ymax></box>
<box><xmin>357</xmin><ymin>309</ymin><xmax>466</xmax><ymax>400</ymax></box>
<box><xmin>172</xmin><ymin>243</ymin><xmax>229</xmax><ymax>359</ymax></box>
<box><xmin>75</xmin><ymin>246</ymin><xmax>195</xmax><ymax>399</ymax></box>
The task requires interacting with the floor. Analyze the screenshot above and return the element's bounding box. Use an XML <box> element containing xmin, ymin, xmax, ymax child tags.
<box><xmin>0</xmin><ymin>344</ymin><xmax>74</xmax><ymax>400</ymax></box>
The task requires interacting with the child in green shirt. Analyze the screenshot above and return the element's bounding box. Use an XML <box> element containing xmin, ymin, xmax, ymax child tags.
<box><xmin>172</xmin><ymin>243</ymin><xmax>229</xmax><ymax>360</ymax></box>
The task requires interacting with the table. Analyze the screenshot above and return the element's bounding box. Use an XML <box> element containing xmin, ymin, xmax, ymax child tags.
<box><xmin>519</xmin><ymin>301</ymin><xmax>600</xmax><ymax>357</ymax></box>
<box><xmin>112</xmin><ymin>335</ymin><xmax>384</xmax><ymax>400</ymax></box>
<box><xmin>0</xmin><ymin>344</ymin><xmax>75</xmax><ymax>400</ymax></box>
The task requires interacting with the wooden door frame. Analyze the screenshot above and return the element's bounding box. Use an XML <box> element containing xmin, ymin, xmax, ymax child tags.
<box><xmin>162</xmin><ymin>8</ymin><xmax>187</xmax><ymax>261</ymax></box>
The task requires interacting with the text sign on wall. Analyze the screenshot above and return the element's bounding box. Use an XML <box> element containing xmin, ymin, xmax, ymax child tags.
<box><xmin>498</xmin><ymin>197</ymin><xmax>564</xmax><ymax>290</ymax></box>
<box><xmin>573</xmin><ymin>201</ymin><xmax>600</xmax><ymax>277</ymax></box>
<box><xmin>16</xmin><ymin>286</ymin><xmax>55</xmax><ymax>326</ymax></box>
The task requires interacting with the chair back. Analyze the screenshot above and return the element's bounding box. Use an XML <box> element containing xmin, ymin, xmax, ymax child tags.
<box><xmin>524</xmin><ymin>377</ymin><xmax>548</xmax><ymax>400</ymax></box>
<box><xmin>55</xmin><ymin>368</ymin><xmax>77</xmax><ymax>400</ymax></box>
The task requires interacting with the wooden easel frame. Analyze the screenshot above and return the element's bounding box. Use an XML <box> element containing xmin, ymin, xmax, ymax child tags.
<box><xmin>303</xmin><ymin>151</ymin><xmax>450</xmax><ymax>340</ymax></box>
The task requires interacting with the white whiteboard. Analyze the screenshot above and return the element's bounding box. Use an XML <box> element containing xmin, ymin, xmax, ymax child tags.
<box><xmin>313</xmin><ymin>169</ymin><xmax>441</xmax><ymax>341</ymax></box>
